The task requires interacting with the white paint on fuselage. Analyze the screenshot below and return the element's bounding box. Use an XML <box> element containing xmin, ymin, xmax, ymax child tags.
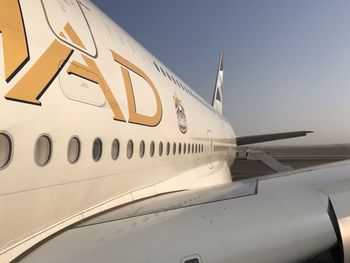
<box><xmin>0</xmin><ymin>0</ymin><xmax>236</xmax><ymax>260</ymax></box>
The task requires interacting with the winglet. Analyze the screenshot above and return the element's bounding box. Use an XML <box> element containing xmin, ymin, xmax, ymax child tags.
<box><xmin>212</xmin><ymin>51</ymin><xmax>224</xmax><ymax>114</ymax></box>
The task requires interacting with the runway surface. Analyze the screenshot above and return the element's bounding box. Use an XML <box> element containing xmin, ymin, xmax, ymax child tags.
<box><xmin>231</xmin><ymin>144</ymin><xmax>350</xmax><ymax>262</ymax></box>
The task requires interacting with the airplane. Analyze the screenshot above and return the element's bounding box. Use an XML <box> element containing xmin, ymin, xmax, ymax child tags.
<box><xmin>0</xmin><ymin>0</ymin><xmax>348</xmax><ymax>262</ymax></box>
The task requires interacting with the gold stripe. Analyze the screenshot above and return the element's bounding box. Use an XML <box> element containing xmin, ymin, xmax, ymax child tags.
<box><xmin>0</xmin><ymin>0</ymin><xmax>29</xmax><ymax>82</ymax></box>
<box><xmin>5</xmin><ymin>40</ymin><xmax>73</xmax><ymax>105</ymax></box>
<box><xmin>111</xmin><ymin>50</ymin><xmax>162</xmax><ymax>127</ymax></box>
<box><xmin>63</xmin><ymin>23</ymin><xmax>87</xmax><ymax>50</ymax></box>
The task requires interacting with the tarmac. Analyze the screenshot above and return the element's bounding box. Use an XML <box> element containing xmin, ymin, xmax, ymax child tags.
<box><xmin>231</xmin><ymin>144</ymin><xmax>350</xmax><ymax>263</ymax></box>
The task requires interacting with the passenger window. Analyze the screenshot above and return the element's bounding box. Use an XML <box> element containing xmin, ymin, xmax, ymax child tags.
<box><xmin>139</xmin><ymin>140</ymin><xmax>145</xmax><ymax>158</ymax></box>
<box><xmin>127</xmin><ymin>140</ymin><xmax>134</xmax><ymax>159</ymax></box>
<box><xmin>184</xmin><ymin>143</ymin><xmax>186</xmax><ymax>154</ymax></box>
<box><xmin>166</xmin><ymin>142</ymin><xmax>170</xmax><ymax>156</ymax></box>
<box><xmin>150</xmin><ymin>141</ymin><xmax>155</xmax><ymax>157</ymax></box>
<box><xmin>41</xmin><ymin>0</ymin><xmax>97</xmax><ymax>56</ymax></box>
<box><xmin>160</xmin><ymin>67</ymin><xmax>166</xmax><ymax>77</ymax></box>
<box><xmin>0</xmin><ymin>133</ymin><xmax>12</xmax><ymax>170</ymax></box>
<box><xmin>166</xmin><ymin>71</ymin><xmax>172</xmax><ymax>81</ymax></box>
<box><xmin>111</xmin><ymin>139</ymin><xmax>120</xmax><ymax>160</ymax></box>
<box><xmin>182</xmin><ymin>255</ymin><xmax>202</xmax><ymax>263</ymax></box>
<box><xmin>153</xmin><ymin>61</ymin><xmax>160</xmax><ymax>72</ymax></box>
<box><xmin>92</xmin><ymin>138</ymin><xmax>102</xmax><ymax>161</ymax></box>
<box><xmin>188</xmin><ymin>143</ymin><xmax>190</xmax><ymax>154</ymax></box>
<box><xmin>178</xmin><ymin>143</ymin><xmax>182</xmax><ymax>155</ymax></box>
<box><xmin>68</xmin><ymin>136</ymin><xmax>80</xmax><ymax>164</ymax></box>
<box><xmin>173</xmin><ymin>142</ymin><xmax>176</xmax><ymax>155</ymax></box>
<box><xmin>35</xmin><ymin>134</ymin><xmax>52</xmax><ymax>167</ymax></box>
<box><xmin>159</xmin><ymin>142</ymin><xmax>163</xmax><ymax>156</ymax></box>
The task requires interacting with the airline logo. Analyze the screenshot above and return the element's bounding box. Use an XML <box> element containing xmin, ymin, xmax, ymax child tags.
<box><xmin>174</xmin><ymin>95</ymin><xmax>187</xmax><ymax>134</ymax></box>
<box><xmin>0</xmin><ymin>0</ymin><xmax>162</xmax><ymax>127</ymax></box>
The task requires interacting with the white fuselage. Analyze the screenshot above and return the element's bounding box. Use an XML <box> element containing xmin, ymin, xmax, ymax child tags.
<box><xmin>0</xmin><ymin>0</ymin><xmax>235</xmax><ymax>260</ymax></box>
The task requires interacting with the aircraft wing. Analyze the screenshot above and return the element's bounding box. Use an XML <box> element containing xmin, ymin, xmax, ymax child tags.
<box><xmin>19</xmin><ymin>161</ymin><xmax>350</xmax><ymax>263</ymax></box>
<box><xmin>236</xmin><ymin>130</ymin><xmax>313</xmax><ymax>145</ymax></box>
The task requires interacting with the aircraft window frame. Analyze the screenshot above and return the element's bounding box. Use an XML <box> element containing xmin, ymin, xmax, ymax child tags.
<box><xmin>139</xmin><ymin>140</ymin><xmax>145</xmax><ymax>158</ymax></box>
<box><xmin>159</xmin><ymin>142</ymin><xmax>163</xmax><ymax>156</ymax></box>
<box><xmin>34</xmin><ymin>134</ymin><xmax>53</xmax><ymax>167</ymax></box>
<box><xmin>67</xmin><ymin>136</ymin><xmax>81</xmax><ymax>164</ymax></box>
<box><xmin>150</xmin><ymin>141</ymin><xmax>155</xmax><ymax>157</ymax></box>
<box><xmin>0</xmin><ymin>132</ymin><xmax>13</xmax><ymax>170</ymax></box>
<box><xmin>92</xmin><ymin>138</ymin><xmax>103</xmax><ymax>161</ymax></box>
<box><xmin>111</xmin><ymin>139</ymin><xmax>120</xmax><ymax>160</ymax></box>
<box><xmin>127</xmin><ymin>140</ymin><xmax>134</xmax><ymax>159</ymax></box>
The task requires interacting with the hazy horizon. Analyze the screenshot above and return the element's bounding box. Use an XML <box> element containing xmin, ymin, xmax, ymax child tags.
<box><xmin>91</xmin><ymin>0</ymin><xmax>350</xmax><ymax>146</ymax></box>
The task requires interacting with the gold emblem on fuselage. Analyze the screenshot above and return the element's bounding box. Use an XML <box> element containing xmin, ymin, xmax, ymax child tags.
<box><xmin>174</xmin><ymin>95</ymin><xmax>187</xmax><ymax>134</ymax></box>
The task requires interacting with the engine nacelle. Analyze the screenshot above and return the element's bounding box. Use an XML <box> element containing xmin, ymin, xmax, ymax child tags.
<box><xmin>328</xmin><ymin>191</ymin><xmax>350</xmax><ymax>263</ymax></box>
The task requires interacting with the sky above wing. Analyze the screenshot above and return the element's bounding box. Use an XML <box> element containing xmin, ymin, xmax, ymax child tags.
<box><xmin>91</xmin><ymin>0</ymin><xmax>350</xmax><ymax>145</ymax></box>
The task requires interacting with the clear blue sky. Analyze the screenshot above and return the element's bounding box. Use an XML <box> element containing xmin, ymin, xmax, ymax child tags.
<box><xmin>91</xmin><ymin>0</ymin><xmax>350</xmax><ymax>145</ymax></box>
